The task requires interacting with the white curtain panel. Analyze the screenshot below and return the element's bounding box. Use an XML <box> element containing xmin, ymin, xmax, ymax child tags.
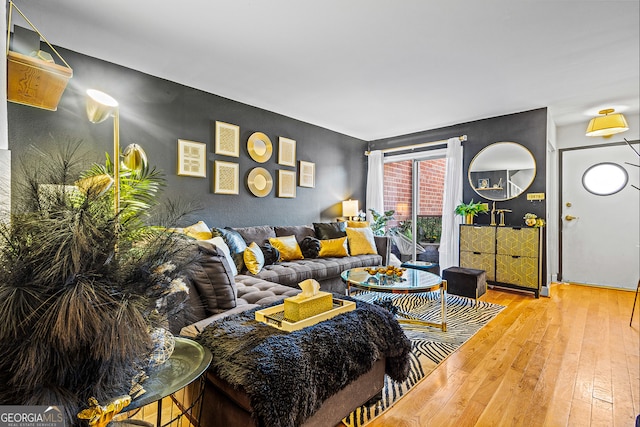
<box><xmin>439</xmin><ymin>138</ymin><xmax>463</xmax><ymax>270</ymax></box>
<box><xmin>366</xmin><ymin>150</ymin><xmax>384</xmax><ymax>222</ymax></box>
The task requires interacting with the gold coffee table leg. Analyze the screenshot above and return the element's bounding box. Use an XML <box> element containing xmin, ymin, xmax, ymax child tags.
<box><xmin>396</xmin><ymin>281</ymin><xmax>447</xmax><ymax>332</ymax></box>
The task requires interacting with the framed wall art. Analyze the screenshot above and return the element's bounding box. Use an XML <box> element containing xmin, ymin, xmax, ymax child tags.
<box><xmin>215</xmin><ymin>121</ymin><xmax>240</xmax><ymax>157</ymax></box>
<box><xmin>247</xmin><ymin>167</ymin><xmax>273</xmax><ymax>197</ymax></box>
<box><xmin>299</xmin><ymin>161</ymin><xmax>315</xmax><ymax>188</ymax></box>
<box><xmin>247</xmin><ymin>132</ymin><xmax>273</xmax><ymax>163</ymax></box>
<box><xmin>177</xmin><ymin>139</ymin><xmax>207</xmax><ymax>177</ymax></box>
<box><xmin>277</xmin><ymin>169</ymin><xmax>296</xmax><ymax>198</ymax></box>
<box><xmin>214</xmin><ymin>161</ymin><xmax>239</xmax><ymax>195</ymax></box>
<box><xmin>278</xmin><ymin>137</ymin><xmax>296</xmax><ymax>166</ymax></box>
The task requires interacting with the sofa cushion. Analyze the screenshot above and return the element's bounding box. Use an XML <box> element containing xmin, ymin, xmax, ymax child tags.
<box><xmin>246</xmin><ymin>254</ymin><xmax>382</xmax><ymax>288</ymax></box>
<box><xmin>212</xmin><ymin>227</ymin><xmax>247</xmax><ymax>272</ymax></box>
<box><xmin>347</xmin><ymin>220</ymin><xmax>370</xmax><ymax>228</ymax></box>
<box><xmin>313</xmin><ymin>222</ymin><xmax>347</xmax><ymax>240</ymax></box>
<box><xmin>244</xmin><ymin>242</ymin><xmax>265</xmax><ymax>274</ymax></box>
<box><xmin>183</xmin><ymin>220</ymin><xmax>213</xmax><ymax>240</ymax></box>
<box><xmin>235</xmin><ymin>275</ymin><xmax>300</xmax><ymax>303</ymax></box>
<box><xmin>260</xmin><ymin>242</ymin><xmax>280</xmax><ymax>266</ymax></box>
<box><xmin>189</xmin><ymin>241</ymin><xmax>237</xmax><ymax>315</ymax></box>
<box><xmin>269</xmin><ymin>235</ymin><xmax>304</xmax><ymax>261</ymax></box>
<box><xmin>274</xmin><ymin>225</ymin><xmax>315</xmax><ymax>242</ymax></box>
<box><xmin>318</xmin><ymin>236</ymin><xmax>349</xmax><ymax>258</ymax></box>
<box><xmin>203</xmin><ymin>236</ymin><xmax>237</xmax><ymax>276</ymax></box>
<box><xmin>234</xmin><ymin>225</ymin><xmax>276</xmax><ymax>246</ymax></box>
<box><xmin>346</xmin><ymin>227</ymin><xmax>378</xmax><ymax>255</ymax></box>
<box><xmin>300</xmin><ymin>236</ymin><xmax>321</xmax><ymax>259</ymax></box>
<box><xmin>181</xmin><ymin>275</ymin><xmax>301</xmax><ymax>337</ymax></box>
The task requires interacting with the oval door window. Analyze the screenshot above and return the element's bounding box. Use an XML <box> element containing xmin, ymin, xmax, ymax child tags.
<box><xmin>582</xmin><ymin>162</ymin><xmax>628</xmax><ymax>196</ymax></box>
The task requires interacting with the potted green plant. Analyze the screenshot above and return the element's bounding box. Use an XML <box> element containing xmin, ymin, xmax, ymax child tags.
<box><xmin>368</xmin><ymin>208</ymin><xmax>395</xmax><ymax>236</ymax></box>
<box><xmin>454</xmin><ymin>199</ymin><xmax>489</xmax><ymax>224</ymax></box>
<box><xmin>0</xmin><ymin>142</ymin><xmax>196</xmax><ymax>425</ymax></box>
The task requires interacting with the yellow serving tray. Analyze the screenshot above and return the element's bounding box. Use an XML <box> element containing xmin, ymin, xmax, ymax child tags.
<box><xmin>255</xmin><ymin>298</ymin><xmax>356</xmax><ymax>332</ymax></box>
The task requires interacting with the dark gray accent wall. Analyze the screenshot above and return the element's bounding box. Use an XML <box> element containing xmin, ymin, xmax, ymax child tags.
<box><xmin>369</xmin><ymin>108</ymin><xmax>548</xmax><ymax>226</ymax></box>
<box><xmin>8</xmin><ymin>46</ymin><xmax>368</xmax><ymax>228</ymax></box>
<box><xmin>370</xmin><ymin>108</ymin><xmax>548</xmax><ymax>282</ymax></box>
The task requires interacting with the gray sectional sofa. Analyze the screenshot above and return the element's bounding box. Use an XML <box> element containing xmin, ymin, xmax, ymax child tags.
<box><xmin>214</xmin><ymin>223</ymin><xmax>390</xmax><ymax>293</ymax></box>
<box><xmin>174</xmin><ymin>222</ymin><xmax>390</xmax><ymax>334</ymax></box>
<box><xmin>170</xmin><ymin>222</ymin><xmax>396</xmax><ymax>427</ymax></box>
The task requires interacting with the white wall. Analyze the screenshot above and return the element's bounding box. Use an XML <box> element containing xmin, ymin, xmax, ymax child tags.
<box><xmin>549</xmin><ymin>111</ymin><xmax>639</xmax><ymax>289</ymax></box>
<box><xmin>1</xmin><ymin>2</ymin><xmax>11</xmax><ymax>219</ymax></box>
<box><xmin>556</xmin><ymin>111</ymin><xmax>640</xmax><ymax>150</ymax></box>
<box><xmin>545</xmin><ymin>111</ymin><xmax>558</xmax><ymax>294</ymax></box>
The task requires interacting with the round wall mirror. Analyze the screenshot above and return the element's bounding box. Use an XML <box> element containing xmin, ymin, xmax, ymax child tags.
<box><xmin>468</xmin><ymin>141</ymin><xmax>536</xmax><ymax>201</ymax></box>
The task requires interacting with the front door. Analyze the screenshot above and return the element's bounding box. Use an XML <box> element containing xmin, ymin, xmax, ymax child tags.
<box><xmin>560</xmin><ymin>141</ymin><xmax>639</xmax><ymax>290</ymax></box>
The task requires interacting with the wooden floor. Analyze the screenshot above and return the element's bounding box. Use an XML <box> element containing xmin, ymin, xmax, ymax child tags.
<box><xmin>365</xmin><ymin>283</ymin><xmax>640</xmax><ymax>427</ymax></box>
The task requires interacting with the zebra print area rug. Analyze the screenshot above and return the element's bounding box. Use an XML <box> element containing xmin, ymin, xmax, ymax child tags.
<box><xmin>343</xmin><ymin>292</ymin><xmax>505</xmax><ymax>427</ymax></box>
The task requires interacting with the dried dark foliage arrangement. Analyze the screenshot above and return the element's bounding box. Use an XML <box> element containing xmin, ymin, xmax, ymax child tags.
<box><xmin>0</xmin><ymin>142</ymin><xmax>198</xmax><ymax>426</ymax></box>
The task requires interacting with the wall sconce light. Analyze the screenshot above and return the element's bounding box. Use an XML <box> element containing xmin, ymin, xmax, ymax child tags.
<box><xmin>585</xmin><ymin>108</ymin><xmax>629</xmax><ymax>138</ymax></box>
<box><xmin>342</xmin><ymin>199</ymin><xmax>359</xmax><ymax>220</ymax></box>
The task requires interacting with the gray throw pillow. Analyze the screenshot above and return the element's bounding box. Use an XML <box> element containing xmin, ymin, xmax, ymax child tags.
<box><xmin>211</xmin><ymin>227</ymin><xmax>247</xmax><ymax>272</ymax></box>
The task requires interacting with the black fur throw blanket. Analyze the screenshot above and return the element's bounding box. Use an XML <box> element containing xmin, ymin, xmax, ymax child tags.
<box><xmin>195</xmin><ymin>296</ymin><xmax>411</xmax><ymax>427</ymax></box>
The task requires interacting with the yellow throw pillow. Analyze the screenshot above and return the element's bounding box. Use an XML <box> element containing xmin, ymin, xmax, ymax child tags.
<box><xmin>269</xmin><ymin>235</ymin><xmax>304</xmax><ymax>261</ymax></box>
<box><xmin>243</xmin><ymin>242</ymin><xmax>265</xmax><ymax>274</ymax></box>
<box><xmin>347</xmin><ymin>221</ymin><xmax>370</xmax><ymax>228</ymax></box>
<box><xmin>182</xmin><ymin>221</ymin><xmax>213</xmax><ymax>240</ymax></box>
<box><xmin>318</xmin><ymin>236</ymin><xmax>349</xmax><ymax>257</ymax></box>
<box><xmin>346</xmin><ymin>227</ymin><xmax>378</xmax><ymax>255</ymax></box>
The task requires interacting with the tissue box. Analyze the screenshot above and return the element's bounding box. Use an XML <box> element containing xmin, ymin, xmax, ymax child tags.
<box><xmin>284</xmin><ymin>291</ymin><xmax>333</xmax><ymax>322</ymax></box>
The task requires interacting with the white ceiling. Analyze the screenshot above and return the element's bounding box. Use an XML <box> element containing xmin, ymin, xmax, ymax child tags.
<box><xmin>11</xmin><ymin>0</ymin><xmax>640</xmax><ymax>141</ymax></box>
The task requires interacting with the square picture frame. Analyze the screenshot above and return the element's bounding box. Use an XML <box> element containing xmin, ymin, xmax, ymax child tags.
<box><xmin>299</xmin><ymin>161</ymin><xmax>315</xmax><ymax>188</ymax></box>
<box><xmin>278</xmin><ymin>137</ymin><xmax>296</xmax><ymax>166</ymax></box>
<box><xmin>214</xmin><ymin>161</ymin><xmax>239</xmax><ymax>195</ymax></box>
<box><xmin>215</xmin><ymin>121</ymin><xmax>240</xmax><ymax>157</ymax></box>
<box><xmin>478</xmin><ymin>178</ymin><xmax>490</xmax><ymax>189</ymax></box>
<box><xmin>177</xmin><ymin>139</ymin><xmax>207</xmax><ymax>177</ymax></box>
<box><xmin>278</xmin><ymin>169</ymin><xmax>296</xmax><ymax>198</ymax></box>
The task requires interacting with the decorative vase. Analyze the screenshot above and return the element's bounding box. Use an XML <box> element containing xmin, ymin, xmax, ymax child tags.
<box><xmin>465</xmin><ymin>214</ymin><xmax>474</xmax><ymax>224</ymax></box>
<box><xmin>147</xmin><ymin>327</ymin><xmax>176</xmax><ymax>368</ymax></box>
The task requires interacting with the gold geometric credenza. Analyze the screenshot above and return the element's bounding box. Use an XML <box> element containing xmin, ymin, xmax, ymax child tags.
<box><xmin>459</xmin><ymin>225</ymin><xmax>496</xmax><ymax>281</ymax></box>
<box><xmin>459</xmin><ymin>225</ymin><xmax>542</xmax><ymax>297</ymax></box>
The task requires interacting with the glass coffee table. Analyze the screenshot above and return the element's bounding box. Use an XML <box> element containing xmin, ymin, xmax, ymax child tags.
<box><xmin>341</xmin><ymin>266</ymin><xmax>447</xmax><ymax>332</ymax></box>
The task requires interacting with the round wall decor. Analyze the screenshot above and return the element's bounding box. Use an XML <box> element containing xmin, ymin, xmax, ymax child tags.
<box><xmin>247</xmin><ymin>132</ymin><xmax>273</xmax><ymax>163</ymax></box>
<box><xmin>247</xmin><ymin>167</ymin><xmax>273</xmax><ymax>197</ymax></box>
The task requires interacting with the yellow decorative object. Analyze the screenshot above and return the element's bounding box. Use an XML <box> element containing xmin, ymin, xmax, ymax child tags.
<box><xmin>6</xmin><ymin>2</ymin><xmax>73</xmax><ymax>111</ymax></box>
<box><xmin>122</xmin><ymin>143</ymin><xmax>148</xmax><ymax>170</ymax></box>
<box><xmin>247</xmin><ymin>132</ymin><xmax>273</xmax><ymax>163</ymax></box>
<box><xmin>284</xmin><ymin>279</ymin><xmax>333</xmax><ymax>321</ymax></box>
<box><xmin>585</xmin><ymin>108</ymin><xmax>629</xmax><ymax>138</ymax></box>
<box><xmin>247</xmin><ymin>167</ymin><xmax>273</xmax><ymax>197</ymax></box>
<box><xmin>318</xmin><ymin>236</ymin><xmax>349</xmax><ymax>257</ymax></box>
<box><xmin>347</xmin><ymin>221</ymin><xmax>369</xmax><ymax>228</ymax></box>
<box><xmin>75</xmin><ymin>174</ymin><xmax>114</xmax><ymax>197</ymax></box>
<box><xmin>183</xmin><ymin>220</ymin><xmax>213</xmax><ymax>240</ymax></box>
<box><xmin>256</xmin><ymin>298</ymin><xmax>356</xmax><ymax>331</ymax></box>
<box><xmin>345</xmin><ymin>227</ymin><xmax>378</xmax><ymax>255</ymax></box>
<box><xmin>269</xmin><ymin>235</ymin><xmax>304</xmax><ymax>261</ymax></box>
<box><xmin>77</xmin><ymin>395</ymin><xmax>131</xmax><ymax>427</ymax></box>
<box><xmin>244</xmin><ymin>242</ymin><xmax>265</xmax><ymax>274</ymax></box>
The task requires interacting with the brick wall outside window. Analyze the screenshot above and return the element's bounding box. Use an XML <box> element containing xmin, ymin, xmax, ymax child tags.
<box><xmin>383</xmin><ymin>158</ymin><xmax>446</xmax><ymax>225</ymax></box>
